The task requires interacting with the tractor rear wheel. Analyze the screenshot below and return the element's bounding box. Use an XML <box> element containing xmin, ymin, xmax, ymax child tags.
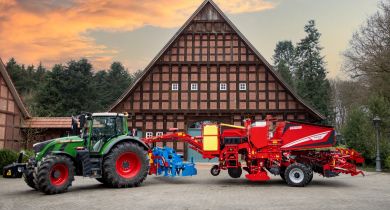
<box><xmin>23</xmin><ymin>167</ymin><xmax>37</xmax><ymax>190</ymax></box>
<box><xmin>284</xmin><ymin>163</ymin><xmax>310</xmax><ymax>187</ymax></box>
<box><xmin>228</xmin><ymin>167</ymin><xmax>242</xmax><ymax>178</ymax></box>
<box><xmin>103</xmin><ymin>142</ymin><xmax>149</xmax><ymax>188</ymax></box>
<box><xmin>36</xmin><ymin>155</ymin><xmax>75</xmax><ymax>194</ymax></box>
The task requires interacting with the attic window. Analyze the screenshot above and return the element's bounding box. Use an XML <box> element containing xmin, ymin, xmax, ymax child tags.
<box><xmin>239</xmin><ymin>83</ymin><xmax>247</xmax><ymax>91</ymax></box>
<box><xmin>191</xmin><ymin>83</ymin><xmax>198</xmax><ymax>91</ymax></box>
<box><xmin>146</xmin><ymin>132</ymin><xmax>153</xmax><ymax>138</ymax></box>
<box><xmin>172</xmin><ymin>83</ymin><xmax>179</xmax><ymax>91</ymax></box>
<box><xmin>220</xmin><ymin>83</ymin><xmax>227</xmax><ymax>91</ymax></box>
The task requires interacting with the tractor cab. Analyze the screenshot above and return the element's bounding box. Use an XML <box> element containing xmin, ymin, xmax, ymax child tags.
<box><xmin>71</xmin><ymin>113</ymin><xmax>130</xmax><ymax>152</ymax></box>
<box><xmin>80</xmin><ymin>113</ymin><xmax>129</xmax><ymax>152</ymax></box>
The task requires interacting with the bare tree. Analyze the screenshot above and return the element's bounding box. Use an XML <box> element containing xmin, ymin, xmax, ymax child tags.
<box><xmin>330</xmin><ymin>79</ymin><xmax>369</xmax><ymax>130</ymax></box>
<box><xmin>344</xmin><ymin>1</ymin><xmax>390</xmax><ymax>98</ymax></box>
<box><xmin>21</xmin><ymin>128</ymin><xmax>47</xmax><ymax>149</ymax></box>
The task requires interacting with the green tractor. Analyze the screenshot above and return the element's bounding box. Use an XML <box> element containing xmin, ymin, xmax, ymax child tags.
<box><xmin>3</xmin><ymin>113</ymin><xmax>149</xmax><ymax>194</ymax></box>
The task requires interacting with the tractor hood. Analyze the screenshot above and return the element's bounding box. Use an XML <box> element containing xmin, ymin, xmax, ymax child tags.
<box><xmin>33</xmin><ymin>136</ymin><xmax>83</xmax><ymax>153</ymax></box>
<box><xmin>33</xmin><ymin>139</ymin><xmax>55</xmax><ymax>153</ymax></box>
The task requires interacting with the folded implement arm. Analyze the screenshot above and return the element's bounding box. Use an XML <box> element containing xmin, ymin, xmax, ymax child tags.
<box><xmin>334</xmin><ymin>148</ymin><xmax>365</xmax><ymax>176</ymax></box>
<box><xmin>143</xmin><ymin>130</ymin><xmax>202</xmax><ymax>177</ymax></box>
<box><xmin>143</xmin><ymin>130</ymin><xmax>204</xmax><ymax>155</ymax></box>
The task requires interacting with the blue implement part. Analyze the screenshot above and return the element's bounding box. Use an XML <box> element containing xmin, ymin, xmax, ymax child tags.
<box><xmin>151</xmin><ymin>146</ymin><xmax>197</xmax><ymax>177</ymax></box>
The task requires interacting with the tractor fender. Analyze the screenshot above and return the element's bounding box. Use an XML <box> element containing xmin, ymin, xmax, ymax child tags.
<box><xmin>101</xmin><ymin>136</ymin><xmax>149</xmax><ymax>156</ymax></box>
<box><xmin>49</xmin><ymin>151</ymin><xmax>76</xmax><ymax>163</ymax></box>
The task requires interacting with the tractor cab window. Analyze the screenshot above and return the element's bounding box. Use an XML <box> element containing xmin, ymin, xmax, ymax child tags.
<box><xmin>116</xmin><ymin>117</ymin><xmax>124</xmax><ymax>135</ymax></box>
<box><xmin>90</xmin><ymin>117</ymin><xmax>120</xmax><ymax>152</ymax></box>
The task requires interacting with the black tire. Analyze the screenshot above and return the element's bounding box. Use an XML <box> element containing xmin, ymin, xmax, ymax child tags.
<box><xmin>228</xmin><ymin>167</ymin><xmax>242</xmax><ymax>178</ymax></box>
<box><xmin>210</xmin><ymin>165</ymin><xmax>220</xmax><ymax>176</ymax></box>
<box><xmin>284</xmin><ymin>163</ymin><xmax>310</xmax><ymax>187</ymax></box>
<box><xmin>36</xmin><ymin>155</ymin><xmax>75</xmax><ymax>194</ymax></box>
<box><xmin>306</xmin><ymin>168</ymin><xmax>314</xmax><ymax>185</ymax></box>
<box><xmin>280</xmin><ymin>173</ymin><xmax>285</xmax><ymax>181</ymax></box>
<box><xmin>23</xmin><ymin>167</ymin><xmax>37</xmax><ymax>190</ymax></box>
<box><xmin>280</xmin><ymin>167</ymin><xmax>286</xmax><ymax>181</ymax></box>
<box><xmin>96</xmin><ymin>178</ymin><xmax>108</xmax><ymax>185</ymax></box>
<box><xmin>103</xmin><ymin>142</ymin><xmax>149</xmax><ymax>188</ymax></box>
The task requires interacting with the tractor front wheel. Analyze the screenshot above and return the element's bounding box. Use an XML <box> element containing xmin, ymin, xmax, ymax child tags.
<box><xmin>228</xmin><ymin>167</ymin><xmax>242</xmax><ymax>178</ymax></box>
<box><xmin>284</xmin><ymin>163</ymin><xmax>310</xmax><ymax>187</ymax></box>
<box><xmin>103</xmin><ymin>142</ymin><xmax>149</xmax><ymax>188</ymax></box>
<box><xmin>23</xmin><ymin>167</ymin><xmax>37</xmax><ymax>190</ymax></box>
<box><xmin>36</xmin><ymin>155</ymin><xmax>75</xmax><ymax>194</ymax></box>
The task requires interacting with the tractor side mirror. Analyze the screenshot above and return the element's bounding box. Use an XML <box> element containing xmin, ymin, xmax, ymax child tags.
<box><xmin>71</xmin><ymin>117</ymin><xmax>78</xmax><ymax>135</ymax></box>
<box><xmin>132</xmin><ymin>128</ymin><xmax>138</xmax><ymax>137</ymax></box>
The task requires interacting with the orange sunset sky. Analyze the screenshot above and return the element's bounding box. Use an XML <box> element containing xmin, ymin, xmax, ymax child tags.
<box><xmin>0</xmin><ymin>0</ymin><xmax>380</xmax><ymax>78</ymax></box>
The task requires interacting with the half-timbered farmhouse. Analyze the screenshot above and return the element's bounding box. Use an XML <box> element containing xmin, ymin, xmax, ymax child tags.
<box><xmin>109</xmin><ymin>0</ymin><xmax>324</xmax><ymax>160</ymax></box>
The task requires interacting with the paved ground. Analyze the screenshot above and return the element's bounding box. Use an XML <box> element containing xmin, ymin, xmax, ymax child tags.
<box><xmin>0</xmin><ymin>165</ymin><xmax>389</xmax><ymax>210</ymax></box>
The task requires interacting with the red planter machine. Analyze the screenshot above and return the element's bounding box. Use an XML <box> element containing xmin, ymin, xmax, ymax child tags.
<box><xmin>144</xmin><ymin>116</ymin><xmax>364</xmax><ymax>186</ymax></box>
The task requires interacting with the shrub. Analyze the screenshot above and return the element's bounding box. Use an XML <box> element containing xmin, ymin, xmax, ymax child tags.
<box><xmin>22</xmin><ymin>150</ymin><xmax>35</xmax><ymax>162</ymax></box>
<box><xmin>385</xmin><ymin>156</ymin><xmax>390</xmax><ymax>169</ymax></box>
<box><xmin>0</xmin><ymin>149</ymin><xmax>18</xmax><ymax>170</ymax></box>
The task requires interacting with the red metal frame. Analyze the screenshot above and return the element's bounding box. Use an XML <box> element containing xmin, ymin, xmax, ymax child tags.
<box><xmin>115</xmin><ymin>152</ymin><xmax>141</xmax><ymax>179</ymax></box>
<box><xmin>143</xmin><ymin>118</ymin><xmax>364</xmax><ymax>182</ymax></box>
<box><xmin>50</xmin><ymin>163</ymin><xmax>69</xmax><ymax>186</ymax></box>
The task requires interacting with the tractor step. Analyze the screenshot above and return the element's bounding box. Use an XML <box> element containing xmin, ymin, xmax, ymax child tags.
<box><xmin>76</xmin><ymin>150</ymin><xmax>102</xmax><ymax>178</ymax></box>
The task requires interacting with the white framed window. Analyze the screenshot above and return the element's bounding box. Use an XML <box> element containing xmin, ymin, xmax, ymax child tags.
<box><xmin>172</xmin><ymin>83</ymin><xmax>179</xmax><ymax>91</ymax></box>
<box><xmin>191</xmin><ymin>83</ymin><xmax>198</xmax><ymax>91</ymax></box>
<box><xmin>239</xmin><ymin>83</ymin><xmax>247</xmax><ymax>91</ymax></box>
<box><xmin>156</xmin><ymin>132</ymin><xmax>164</xmax><ymax>137</ymax></box>
<box><xmin>220</xmin><ymin>83</ymin><xmax>227</xmax><ymax>91</ymax></box>
<box><xmin>145</xmin><ymin>132</ymin><xmax>153</xmax><ymax>138</ymax></box>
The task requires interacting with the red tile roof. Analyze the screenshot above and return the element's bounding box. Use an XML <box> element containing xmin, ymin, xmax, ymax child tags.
<box><xmin>24</xmin><ymin>117</ymin><xmax>71</xmax><ymax>128</ymax></box>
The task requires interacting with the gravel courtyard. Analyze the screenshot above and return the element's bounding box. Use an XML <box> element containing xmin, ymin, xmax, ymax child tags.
<box><xmin>0</xmin><ymin>165</ymin><xmax>389</xmax><ymax>210</ymax></box>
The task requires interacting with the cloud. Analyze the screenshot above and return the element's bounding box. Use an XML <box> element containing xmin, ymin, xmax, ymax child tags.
<box><xmin>0</xmin><ymin>0</ymin><xmax>275</xmax><ymax>69</ymax></box>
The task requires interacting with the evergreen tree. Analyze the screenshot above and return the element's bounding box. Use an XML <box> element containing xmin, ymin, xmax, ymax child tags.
<box><xmin>94</xmin><ymin>62</ymin><xmax>133</xmax><ymax>110</ymax></box>
<box><xmin>341</xmin><ymin>106</ymin><xmax>376</xmax><ymax>163</ymax></box>
<box><xmin>272</xmin><ymin>41</ymin><xmax>295</xmax><ymax>88</ymax></box>
<box><xmin>34</xmin><ymin>59</ymin><xmax>99</xmax><ymax>116</ymax></box>
<box><xmin>295</xmin><ymin>20</ymin><xmax>331</xmax><ymax>117</ymax></box>
<box><xmin>35</xmin><ymin>62</ymin><xmax>47</xmax><ymax>81</ymax></box>
<box><xmin>6</xmin><ymin>58</ymin><xmax>28</xmax><ymax>94</ymax></box>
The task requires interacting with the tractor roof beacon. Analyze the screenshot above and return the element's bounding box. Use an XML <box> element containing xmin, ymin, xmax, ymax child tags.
<box><xmin>4</xmin><ymin>113</ymin><xmax>150</xmax><ymax>194</ymax></box>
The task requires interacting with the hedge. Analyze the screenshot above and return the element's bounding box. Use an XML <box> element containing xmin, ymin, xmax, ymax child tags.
<box><xmin>0</xmin><ymin>149</ymin><xmax>18</xmax><ymax>170</ymax></box>
<box><xmin>0</xmin><ymin>149</ymin><xmax>34</xmax><ymax>171</ymax></box>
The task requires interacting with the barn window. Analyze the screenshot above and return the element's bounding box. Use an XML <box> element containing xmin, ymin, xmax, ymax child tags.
<box><xmin>220</xmin><ymin>83</ymin><xmax>227</xmax><ymax>91</ymax></box>
<box><xmin>146</xmin><ymin>132</ymin><xmax>153</xmax><ymax>138</ymax></box>
<box><xmin>172</xmin><ymin>83</ymin><xmax>179</xmax><ymax>91</ymax></box>
<box><xmin>191</xmin><ymin>83</ymin><xmax>198</xmax><ymax>91</ymax></box>
<box><xmin>239</xmin><ymin>83</ymin><xmax>247</xmax><ymax>91</ymax></box>
<box><xmin>156</xmin><ymin>132</ymin><xmax>164</xmax><ymax>136</ymax></box>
